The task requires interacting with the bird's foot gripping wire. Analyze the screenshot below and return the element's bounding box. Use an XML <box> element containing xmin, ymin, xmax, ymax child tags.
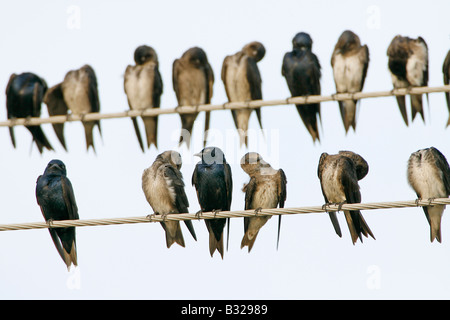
<box><xmin>415</xmin><ymin>198</ymin><xmax>422</xmax><ymax>206</ymax></box>
<box><xmin>212</xmin><ymin>209</ymin><xmax>221</xmax><ymax>218</ymax></box>
<box><xmin>46</xmin><ymin>218</ymin><xmax>54</xmax><ymax>228</ymax></box>
<box><xmin>427</xmin><ymin>197</ymin><xmax>436</xmax><ymax>206</ymax></box>
<box><xmin>321</xmin><ymin>203</ymin><xmax>331</xmax><ymax>212</ymax></box>
<box><xmin>195</xmin><ymin>210</ymin><xmax>203</xmax><ymax>220</ymax></box>
<box><xmin>146</xmin><ymin>212</ymin><xmax>158</xmax><ymax>222</ymax></box>
<box><xmin>337</xmin><ymin>201</ymin><xmax>347</xmax><ymax>212</ymax></box>
<box><xmin>254</xmin><ymin>207</ymin><xmax>263</xmax><ymax>216</ymax></box>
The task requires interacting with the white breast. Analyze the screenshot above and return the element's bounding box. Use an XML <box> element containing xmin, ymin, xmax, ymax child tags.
<box><xmin>322</xmin><ymin>165</ymin><xmax>346</xmax><ymax>203</ymax></box>
<box><xmin>409</xmin><ymin>161</ymin><xmax>446</xmax><ymax>198</ymax></box>
<box><xmin>124</xmin><ymin>64</ymin><xmax>156</xmax><ymax>110</ymax></box>
<box><xmin>333</xmin><ymin>53</ymin><xmax>364</xmax><ymax>93</ymax></box>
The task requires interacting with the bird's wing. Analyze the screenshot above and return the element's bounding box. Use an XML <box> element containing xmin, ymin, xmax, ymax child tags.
<box><xmin>60</xmin><ymin>176</ymin><xmax>79</xmax><ymax>220</ymax></box>
<box><xmin>430</xmin><ymin>147</ymin><xmax>450</xmax><ymax>195</ymax></box>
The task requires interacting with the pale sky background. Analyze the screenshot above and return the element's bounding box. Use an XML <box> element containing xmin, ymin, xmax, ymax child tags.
<box><xmin>0</xmin><ymin>0</ymin><xmax>450</xmax><ymax>299</ymax></box>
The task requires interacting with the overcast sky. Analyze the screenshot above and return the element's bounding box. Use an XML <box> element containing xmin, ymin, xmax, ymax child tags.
<box><xmin>1</xmin><ymin>0</ymin><xmax>450</xmax><ymax>299</ymax></box>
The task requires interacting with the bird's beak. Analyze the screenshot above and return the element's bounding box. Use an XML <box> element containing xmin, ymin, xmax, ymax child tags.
<box><xmin>193</xmin><ymin>152</ymin><xmax>201</xmax><ymax>158</ymax></box>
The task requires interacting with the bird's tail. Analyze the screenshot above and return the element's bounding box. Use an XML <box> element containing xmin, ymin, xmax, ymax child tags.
<box><xmin>131</xmin><ymin>117</ymin><xmax>145</xmax><ymax>152</ymax></box>
<box><xmin>240</xmin><ymin>231</ymin><xmax>259</xmax><ymax>252</ymax></box>
<box><xmin>178</xmin><ymin>114</ymin><xmax>198</xmax><ymax>148</ymax></box>
<box><xmin>161</xmin><ymin>221</ymin><xmax>185</xmax><ymax>248</ymax></box>
<box><xmin>339</xmin><ymin>100</ymin><xmax>357</xmax><ymax>133</ymax></box>
<box><xmin>49</xmin><ymin>229</ymin><xmax>77</xmax><ymax>271</ymax></box>
<box><xmin>206</xmin><ymin>220</ymin><xmax>225</xmax><ymax>259</ymax></box>
<box><xmin>82</xmin><ymin>121</ymin><xmax>100</xmax><ymax>152</ymax></box>
<box><xmin>410</xmin><ymin>94</ymin><xmax>425</xmax><ymax>123</ymax></box>
<box><xmin>423</xmin><ymin>205</ymin><xmax>444</xmax><ymax>243</ymax></box>
<box><xmin>203</xmin><ymin>111</ymin><xmax>210</xmax><ymax>148</ymax></box>
<box><xmin>142</xmin><ymin>116</ymin><xmax>158</xmax><ymax>149</ymax></box>
<box><xmin>296</xmin><ymin>104</ymin><xmax>320</xmax><ymax>143</ymax></box>
<box><xmin>328</xmin><ymin>211</ymin><xmax>342</xmax><ymax>238</ymax></box>
<box><xmin>27</xmin><ymin>125</ymin><xmax>54</xmax><ymax>154</ymax></box>
<box><xmin>344</xmin><ymin>210</ymin><xmax>375</xmax><ymax>245</ymax></box>
<box><xmin>395</xmin><ymin>95</ymin><xmax>409</xmax><ymax>126</ymax></box>
<box><xmin>52</xmin><ymin>123</ymin><xmax>67</xmax><ymax>151</ymax></box>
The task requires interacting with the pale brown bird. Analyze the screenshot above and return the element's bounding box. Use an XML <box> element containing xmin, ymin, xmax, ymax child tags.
<box><xmin>142</xmin><ymin>150</ymin><xmax>197</xmax><ymax>248</ymax></box>
<box><xmin>407</xmin><ymin>147</ymin><xmax>450</xmax><ymax>243</ymax></box>
<box><xmin>124</xmin><ymin>45</ymin><xmax>163</xmax><ymax>151</ymax></box>
<box><xmin>387</xmin><ymin>35</ymin><xmax>428</xmax><ymax>125</ymax></box>
<box><xmin>331</xmin><ymin>30</ymin><xmax>369</xmax><ymax>133</ymax></box>
<box><xmin>221</xmin><ymin>41</ymin><xmax>265</xmax><ymax>147</ymax></box>
<box><xmin>240</xmin><ymin>152</ymin><xmax>287</xmax><ymax>252</ymax></box>
<box><xmin>442</xmin><ymin>50</ymin><xmax>450</xmax><ymax>126</ymax></box>
<box><xmin>173</xmin><ymin>47</ymin><xmax>214</xmax><ymax>148</ymax></box>
<box><xmin>317</xmin><ymin>150</ymin><xmax>375</xmax><ymax>244</ymax></box>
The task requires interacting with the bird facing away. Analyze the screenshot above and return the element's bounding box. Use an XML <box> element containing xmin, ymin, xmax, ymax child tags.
<box><xmin>43</xmin><ymin>83</ymin><xmax>68</xmax><ymax>151</ymax></box>
<box><xmin>317</xmin><ymin>150</ymin><xmax>375</xmax><ymax>244</ymax></box>
<box><xmin>44</xmin><ymin>64</ymin><xmax>102</xmax><ymax>152</ymax></box>
<box><xmin>442</xmin><ymin>50</ymin><xmax>450</xmax><ymax>126</ymax></box>
<box><xmin>6</xmin><ymin>72</ymin><xmax>54</xmax><ymax>153</ymax></box>
<box><xmin>331</xmin><ymin>30</ymin><xmax>369</xmax><ymax>133</ymax></box>
<box><xmin>173</xmin><ymin>47</ymin><xmax>214</xmax><ymax>148</ymax></box>
<box><xmin>282</xmin><ymin>32</ymin><xmax>322</xmax><ymax>143</ymax></box>
<box><xmin>36</xmin><ymin>160</ymin><xmax>79</xmax><ymax>270</ymax></box>
<box><xmin>142</xmin><ymin>150</ymin><xmax>197</xmax><ymax>248</ymax></box>
<box><xmin>387</xmin><ymin>35</ymin><xmax>429</xmax><ymax>126</ymax></box>
<box><xmin>124</xmin><ymin>45</ymin><xmax>163</xmax><ymax>151</ymax></box>
<box><xmin>221</xmin><ymin>41</ymin><xmax>265</xmax><ymax>147</ymax></box>
<box><xmin>407</xmin><ymin>147</ymin><xmax>450</xmax><ymax>243</ymax></box>
<box><xmin>240</xmin><ymin>152</ymin><xmax>287</xmax><ymax>252</ymax></box>
<box><xmin>192</xmin><ymin>147</ymin><xmax>232</xmax><ymax>258</ymax></box>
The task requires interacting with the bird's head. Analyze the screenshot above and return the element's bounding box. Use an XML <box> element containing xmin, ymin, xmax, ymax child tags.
<box><xmin>336</xmin><ymin>30</ymin><xmax>361</xmax><ymax>53</ymax></box>
<box><xmin>240</xmin><ymin>152</ymin><xmax>271</xmax><ymax>175</ymax></box>
<box><xmin>184</xmin><ymin>47</ymin><xmax>208</xmax><ymax>67</ymax></box>
<box><xmin>194</xmin><ymin>146</ymin><xmax>226</xmax><ymax>165</ymax></box>
<box><xmin>134</xmin><ymin>45</ymin><xmax>158</xmax><ymax>65</ymax></box>
<box><xmin>158</xmin><ymin>150</ymin><xmax>183</xmax><ymax>170</ymax></box>
<box><xmin>242</xmin><ymin>41</ymin><xmax>266</xmax><ymax>62</ymax></box>
<box><xmin>44</xmin><ymin>159</ymin><xmax>67</xmax><ymax>176</ymax></box>
<box><xmin>292</xmin><ymin>32</ymin><xmax>312</xmax><ymax>52</ymax></box>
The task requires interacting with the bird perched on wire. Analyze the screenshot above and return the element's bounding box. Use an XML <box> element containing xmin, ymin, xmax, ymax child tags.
<box><xmin>6</xmin><ymin>72</ymin><xmax>54</xmax><ymax>153</ymax></box>
<box><xmin>221</xmin><ymin>41</ymin><xmax>265</xmax><ymax>147</ymax></box>
<box><xmin>173</xmin><ymin>47</ymin><xmax>214</xmax><ymax>148</ymax></box>
<box><xmin>442</xmin><ymin>50</ymin><xmax>450</xmax><ymax>126</ymax></box>
<box><xmin>387</xmin><ymin>35</ymin><xmax>429</xmax><ymax>126</ymax></box>
<box><xmin>142</xmin><ymin>150</ymin><xmax>197</xmax><ymax>248</ymax></box>
<box><xmin>282</xmin><ymin>32</ymin><xmax>322</xmax><ymax>143</ymax></box>
<box><xmin>317</xmin><ymin>150</ymin><xmax>375</xmax><ymax>244</ymax></box>
<box><xmin>124</xmin><ymin>45</ymin><xmax>163</xmax><ymax>151</ymax></box>
<box><xmin>240</xmin><ymin>152</ymin><xmax>287</xmax><ymax>252</ymax></box>
<box><xmin>407</xmin><ymin>147</ymin><xmax>450</xmax><ymax>243</ymax></box>
<box><xmin>331</xmin><ymin>30</ymin><xmax>369</xmax><ymax>133</ymax></box>
<box><xmin>36</xmin><ymin>160</ymin><xmax>79</xmax><ymax>270</ymax></box>
<box><xmin>192</xmin><ymin>146</ymin><xmax>232</xmax><ymax>258</ymax></box>
<box><xmin>43</xmin><ymin>64</ymin><xmax>102</xmax><ymax>152</ymax></box>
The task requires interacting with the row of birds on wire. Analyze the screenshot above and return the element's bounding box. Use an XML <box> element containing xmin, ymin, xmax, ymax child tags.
<box><xmin>34</xmin><ymin>145</ymin><xmax>450</xmax><ymax>270</ymax></box>
<box><xmin>6</xmin><ymin>30</ymin><xmax>450</xmax><ymax>155</ymax></box>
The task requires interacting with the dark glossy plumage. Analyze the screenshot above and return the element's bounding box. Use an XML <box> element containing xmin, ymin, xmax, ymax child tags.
<box><xmin>282</xmin><ymin>32</ymin><xmax>321</xmax><ymax>142</ymax></box>
<box><xmin>36</xmin><ymin>160</ymin><xmax>79</xmax><ymax>270</ymax></box>
<box><xmin>6</xmin><ymin>72</ymin><xmax>54</xmax><ymax>153</ymax></box>
<box><xmin>192</xmin><ymin>147</ymin><xmax>232</xmax><ymax>258</ymax></box>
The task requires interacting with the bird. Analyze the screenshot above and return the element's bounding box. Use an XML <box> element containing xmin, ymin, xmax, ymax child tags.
<box><xmin>442</xmin><ymin>50</ymin><xmax>450</xmax><ymax>126</ymax></box>
<box><xmin>282</xmin><ymin>32</ymin><xmax>322</xmax><ymax>143</ymax></box>
<box><xmin>221</xmin><ymin>41</ymin><xmax>265</xmax><ymax>147</ymax></box>
<box><xmin>387</xmin><ymin>35</ymin><xmax>429</xmax><ymax>126</ymax></box>
<box><xmin>124</xmin><ymin>45</ymin><xmax>163</xmax><ymax>151</ymax></box>
<box><xmin>44</xmin><ymin>64</ymin><xmax>102</xmax><ymax>152</ymax></box>
<box><xmin>173</xmin><ymin>47</ymin><xmax>214</xmax><ymax>148</ymax></box>
<box><xmin>331</xmin><ymin>30</ymin><xmax>369</xmax><ymax>133</ymax></box>
<box><xmin>240</xmin><ymin>152</ymin><xmax>287</xmax><ymax>252</ymax></box>
<box><xmin>192</xmin><ymin>146</ymin><xmax>232</xmax><ymax>258</ymax></box>
<box><xmin>407</xmin><ymin>147</ymin><xmax>450</xmax><ymax>243</ymax></box>
<box><xmin>43</xmin><ymin>83</ymin><xmax>68</xmax><ymax>150</ymax></box>
<box><xmin>5</xmin><ymin>72</ymin><xmax>54</xmax><ymax>153</ymax></box>
<box><xmin>142</xmin><ymin>150</ymin><xmax>197</xmax><ymax>248</ymax></box>
<box><xmin>35</xmin><ymin>160</ymin><xmax>79</xmax><ymax>270</ymax></box>
<box><xmin>317</xmin><ymin>150</ymin><xmax>375</xmax><ymax>244</ymax></box>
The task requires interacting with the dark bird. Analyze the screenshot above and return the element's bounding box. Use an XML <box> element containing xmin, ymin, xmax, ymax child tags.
<box><xmin>36</xmin><ymin>160</ymin><xmax>79</xmax><ymax>270</ymax></box>
<box><xmin>282</xmin><ymin>32</ymin><xmax>322</xmax><ymax>142</ymax></box>
<box><xmin>317</xmin><ymin>150</ymin><xmax>375</xmax><ymax>244</ymax></box>
<box><xmin>44</xmin><ymin>65</ymin><xmax>102</xmax><ymax>152</ymax></box>
<box><xmin>192</xmin><ymin>147</ymin><xmax>232</xmax><ymax>258</ymax></box>
<box><xmin>173</xmin><ymin>47</ymin><xmax>214</xmax><ymax>148</ymax></box>
<box><xmin>6</xmin><ymin>72</ymin><xmax>54</xmax><ymax>153</ymax></box>
<box><xmin>407</xmin><ymin>147</ymin><xmax>450</xmax><ymax>243</ymax></box>
<box><xmin>221</xmin><ymin>41</ymin><xmax>265</xmax><ymax>147</ymax></box>
<box><xmin>240</xmin><ymin>152</ymin><xmax>287</xmax><ymax>252</ymax></box>
<box><xmin>331</xmin><ymin>30</ymin><xmax>369</xmax><ymax>133</ymax></box>
<box><xmin>442</xmin><ymin>50</ymin><xmax>450</xmax><ymax>126</ymax></box>
<box><xmin>142</xmin><ymin>150</ymin><xmax>197</xmax><ymax>248</ymax></box>
<box><xmin>387</xmin><ymin>35</ymin><xmax>429</xmax><ymax>125</ymax></box>
<box><xmin>124</xmin><ymin>45</ymin><xmax>163</xmax><ymax>151</ymax></box>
